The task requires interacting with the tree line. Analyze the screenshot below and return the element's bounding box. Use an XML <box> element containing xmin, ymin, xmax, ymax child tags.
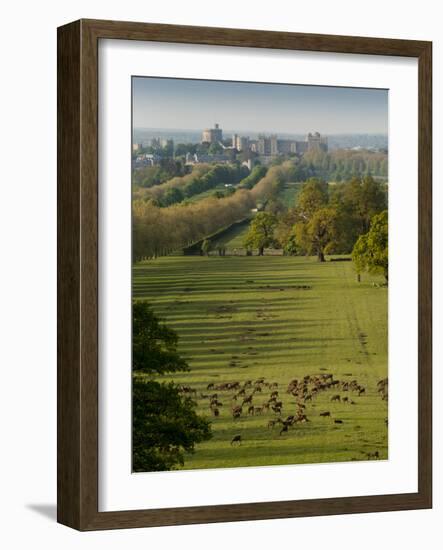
<box><xmin>133</xmin><ymin>189</ymin><xmax>255</xmax><ymax>260</ymax></box>
<box><xmin>134</xmin><ymin>163</ymin><xmax>250</xmax><ymax>207</ymax></box>
<box><xmin>132</xmin><ymin>158</ymin><xmax>186</xmax><ymax>188</ymax></box>
<box><xmin>269</xmin><ymin>149</ymin><xmax>388</xmax><ymax>182</ymax></box>
<box><xmin>243</xmin><ymin>175</ymin><xmax>388</xmax><ymax>268</ymax></box>
<box><xmin>132</xmin><ymin>161</ymin><xmax>298</xmax><ymax>260</ymax></box>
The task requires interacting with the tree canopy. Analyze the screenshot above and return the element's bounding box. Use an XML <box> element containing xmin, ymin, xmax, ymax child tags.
<box><xmin>133</xmin><ymin>301</ymin><xmax>189</xmax><ymax>375</ymax></box>
<box><xmin>132</xmin><ymin>301</ymin><xmax>212</xmax><ymax>471</ymax></box>
<box><xmin>275</xmin><ymin>176</ymin><xmax>387</xmax><ymax>262</ymax></box>
<box><xmin>243</xmin><ymin>212</ymin><xmax>278</xmax><ymax>255</ymax></box>
<box><xmin>352</xmin><ymin>210</ymin><xmax>388</xmax><ymax>283</ymax></box>
<box><xmin>295</xmin><ymin>206</ymin><xmax>339</xmax><ymax>262</ymax></box>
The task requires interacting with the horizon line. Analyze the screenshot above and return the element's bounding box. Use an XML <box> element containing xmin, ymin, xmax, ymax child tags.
<box><xmin>133</xmin><ymin>127</ymin><xmax>388</xmax><ymax>136</ymax></box>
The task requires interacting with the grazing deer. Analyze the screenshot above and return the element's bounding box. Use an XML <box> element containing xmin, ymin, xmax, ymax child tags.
<box><xmin>320</xmin><ymin>411</ymin><xmax>331</xmax><ymax>417</ymax></box>
<box><xmin>279</xmin><ymin>424</ymin><xmax>289</xmax><ymax>436</ymax></box>
<box><xmin>366</xmin><ymin>451</ymin><xmax>380</xmax><ymax>459</ymax></box>
<box><xmin>231</xmin><ymin>435</ymin><xmax>242</xmax><ymax>445</ymax></box>
<box><xmin>330</xmin><ymin>394</ymin><xmax>341</xmax><ymax>402</ymax></box>
<box><xmin>232</xmin><ymin>405</ymin><xmax>242</xmax><ymax>419</ymax></box>
<box><xmin>334</xmin><ymin>419</ymin><xmax>343</xmax><ymax>424</ymax></box>
<box><xmin>242</xmin><ymin>395</ymin><xmax>253</xmax><ymax>405</ymax></box>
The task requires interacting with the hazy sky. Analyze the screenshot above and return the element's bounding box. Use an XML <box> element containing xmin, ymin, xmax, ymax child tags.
<box><xmin>133</xmin><ymin>77</ymin><xmax>388</xmax><ymax>135</ymax></box>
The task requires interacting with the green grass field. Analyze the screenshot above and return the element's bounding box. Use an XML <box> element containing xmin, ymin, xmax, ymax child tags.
<box><xmin>184</xmin><ymin>183</ymin><xmax>230</xmax><ymax>203</ymax></box>
<box><xmin>210</xmin><ymin>218</ymin><xmax>251</xmax><ymax>249</ymax></box>
<box><xmin>133</xmin><ymin>255</ymin><xmax>388</xmax><ymax>470</ymax></box>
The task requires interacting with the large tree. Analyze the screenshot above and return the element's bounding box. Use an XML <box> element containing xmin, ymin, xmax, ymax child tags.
<box><xmin>290</xmin><ymin>179</ymin><xmax>337</xmax><ymax>261</ymax></box>
<box><xmin>132</xmin><ymin>301</ymin><xmax>211</xmax><ymax>471</ymax></box>
<box><xmin>295</xmin><ymin>207</ymin><xmax>339</xmax><ymax>262</ymax></box>
<box><xmin>330</xmin><ymin>176</ymin><xmax>388</xmax><ymax>249</ymax></box>
<box><xmin>352</xmin><ymin>210</ymin><xmax>388</xmax><ymax>283</ymax></box>
<box><xmin>243</xmin><ymin>212</ymin><xmax>278</xmax><ymax>255</ymax></box>
<box><xmin>296</xmin><ymin>178</ymin><xmax>329</xmax><ymax>218</ymax></box>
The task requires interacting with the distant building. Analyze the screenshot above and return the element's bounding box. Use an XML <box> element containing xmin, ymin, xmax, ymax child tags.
<box><xmin>251</xmin><ymin>132</ymin><xmax>327</xmax><ymax>157</ymax></box>
<box><xmin>200</xmin><ymin>126</ymin><xmax>327</xmax><ymax>158</ymax></box>
<box><xmin>256</xmin><ymin>134</ymin><xmax>278</xmax><ymax>156</ymax></box>
<box><xmin>160</xmin><ymin>138</ymin><xmax>174</xmax><ymax>149</ymax></box>
<box><xmin>185</xmin><ymin>152</ymin><xmax>231</xmax><ymax>165</ymax></box>
<box><xmin>132</xmin><ymin>143</ymin><xmax>143</xmax><ymax>152</ymax></box>
<box><xmin>307</xmin><ymin>132</ymin><xmax>328</xmax><ymax>152</ymax></box>
<box><xmin>202</xmin><ymin>123</ymin><xmax>223</xmax><ymax>144</ymax></box>
<box><xmin>133</xmin><ymin>153</ymin><xmax>161</xmax><ymax>168</ymax></box>
<box><xmin>232</xmin><ymin>134</ymin><xmax>250</xmax><ymax>151</ymax></box>
<box><xmin>242</xmin><ymin>159</ymin><xmax>253</xmax><ymax>171</ymax></box>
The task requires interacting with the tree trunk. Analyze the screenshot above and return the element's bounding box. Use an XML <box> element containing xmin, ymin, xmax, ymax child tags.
<box><xmin>317</xmin><ymin>250</ymin><xmax>325</xmax><ymax>262</ymax></box>
<box><xmin>258</xmin><ymin>246</ymin><xmax>264</xmax><ymax>256</ymax></box>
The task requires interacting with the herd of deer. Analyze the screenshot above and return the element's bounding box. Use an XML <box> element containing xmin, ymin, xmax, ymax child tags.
<box><xmin>178</xmin><ymin>373</ymin><xmax>388</xmax><ymax>454</ymax></box>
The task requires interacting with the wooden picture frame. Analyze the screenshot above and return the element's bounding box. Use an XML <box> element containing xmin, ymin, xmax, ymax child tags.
<box><xmin>57</xmin><ymin>18</ymin><xmax>432</xmax><ymax>530</ymax></box>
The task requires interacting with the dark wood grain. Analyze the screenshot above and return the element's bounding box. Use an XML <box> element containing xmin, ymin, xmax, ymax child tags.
<box><xmin>57</xmin><ymin>19</ymin><xmax>432</xmax><ymax>531</ymax></box>
<box><xmin>57</xmin><ymin>20</ymin><xmax>81</xmax><ymax>528</ymax></box>
<box><xmin>417</xmin><ymin>41</ymin><xmax>432</xmax><ymax>505</ymax></box>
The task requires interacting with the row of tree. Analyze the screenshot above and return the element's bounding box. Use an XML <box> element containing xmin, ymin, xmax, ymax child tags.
<box><xmin>135</xmin><ymin>163</ymin><xmax>249</xmax><ymax>206</ymax></box>
<box><xmin>304</xmin><ymin>149</ymin><xmax>388</xmax><ymax>180</ymax></box>
<box><xmin>133</xmin><ymin>161</ymin><xmax>298</xmax><ymax>260</ymax></box>
<box><xmin>133</xmin><ymin>189</ymin><xmax>255</xmax><ymax>260</ymax></box>
<box><xmin>243</xmin><ymin>176</ymin><xmax>388</xmax><ymax>269</ymax></box>
<box><xmin>132</xmin><ymin>158</ymin><xmax>186</xmax><ymax>188</ymax></box>
<box><xmin>264</xmin><ymin>149</ymin><xmax>388</xmax><ymax>182</ymax></box>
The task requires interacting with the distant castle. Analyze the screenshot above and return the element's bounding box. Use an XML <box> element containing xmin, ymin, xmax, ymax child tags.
<box><xmin>201</xmin><ymin>123</ymin><xmax>328</xmax><ymax>158</ymax></box>
<box><xmin>250</xmin><ymin>132</ymin><xmax>328</xmax><ymax>156</ymax></box>
<box><xmin>201</xmin><ymin>123</ymin><xmax>223</xmax><ymax>144</ymax></box>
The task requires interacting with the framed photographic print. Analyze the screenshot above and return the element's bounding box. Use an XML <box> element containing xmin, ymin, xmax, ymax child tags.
<box><xmin>57</xmin><ymin>19</ymin><xmax>432</xmax><ymax>530</ymax></box>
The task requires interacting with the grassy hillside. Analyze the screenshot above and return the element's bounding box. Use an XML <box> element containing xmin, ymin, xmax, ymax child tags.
<box><xmin>210</xmin><ymin>218</ymin><xmax>252</xmax><ymax>249</ymax></box>
<box><xmin>133</xmin><ymin>255</ymin><xmax>388</xmax><ymax>470</ymax></box>
<box><xmin>183</xmin><ymin>182</ymin><xmax>229</xmax><ymax>204</ymax></box>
